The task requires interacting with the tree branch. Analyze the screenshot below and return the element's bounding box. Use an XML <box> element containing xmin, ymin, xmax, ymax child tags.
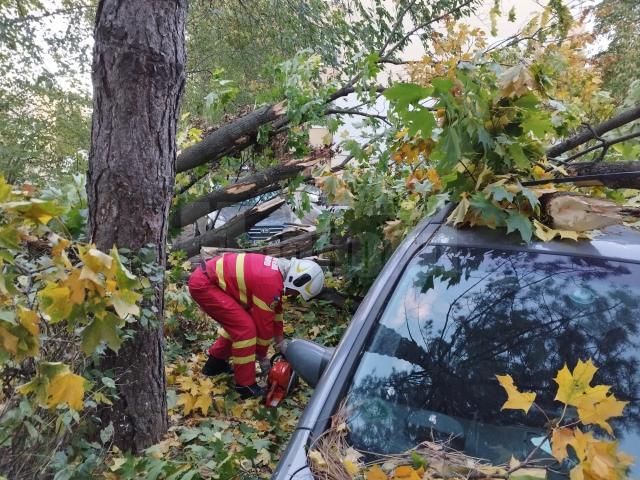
<box><xmin>325</xmin><ymin>108</ymin><xmax>390</xmax><ymax>125</ymax></box>
<box><xmin>555</xmin><ymin>130</ymin><xmax>640</xmax><ymax>164</ymax></box>
<box><xmin>546</xmin><ymin>104</ymin><xmax>640</xmax><ymax>159</ymax></box>
<box><xmin>379</xmin><ymin>0</ymin><xmax>476</xmax><ymax>63</ymax></box>
<box><xmin>171</xmin><ymin>197</ymin><xmax>286</xmax><ymax>257</ymax></box>
<box><xmin>171</xmin><ymin>149</ymin><xmax>330</xmax><ymax>229</ymax></box>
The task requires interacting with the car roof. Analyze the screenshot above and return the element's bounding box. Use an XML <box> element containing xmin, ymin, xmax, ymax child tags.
<box><xmin>424</xmin><ymin>204</ymin><xmax>640</xmax><ymax>264</ymax></box>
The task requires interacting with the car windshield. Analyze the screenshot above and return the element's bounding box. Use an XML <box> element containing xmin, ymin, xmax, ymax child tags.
<box><xmin>345</xmin><ymin>246</ymin><xmax>640</xmax><ymax>475</ymax></box>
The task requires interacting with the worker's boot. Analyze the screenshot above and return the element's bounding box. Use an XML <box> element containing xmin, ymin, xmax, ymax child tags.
<box><xmin>202</xmin><ymin>355</ymin><xmax>233</xmax><ymax>376</ymax></box>
<box><xmin>235</xmin><ymin>384</ymin><xmax>266</xmax><ymax>399</ymax></box>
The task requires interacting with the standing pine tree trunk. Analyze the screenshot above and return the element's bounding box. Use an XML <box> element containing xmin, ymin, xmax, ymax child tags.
<box><xmin>87</xmin><ymin>0</ymin><xmax>186</xmax><ymax>451</ymax></box>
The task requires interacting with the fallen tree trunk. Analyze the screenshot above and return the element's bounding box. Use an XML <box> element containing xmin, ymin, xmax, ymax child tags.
<box><xmin>201</xmin><ymin>231</ymin><xmax>321</xmax><ymax>258</ymax></box>
<box><xmin>171</xmin><ymin>197</ymin><xmax>285</xmax><ymax>257</ymax></box>
<box><xmin>176</xmin><ymin>102</ymin><xmax>286</xmax><ymax>173</ymax></box>
<box><xmin>171</xmin><ymin>150</ymin><xmax>330</xmax><ymax>229</ymax></box>
<box><xmin>546</xmin><ymin>104</ymin><xmax>640</xmax><ymax>159</ymax></box>
<box><xmin>175</xmin><ymin>85</ymin><xmax>369</xmax><ymax>174</ymax></box>
<box><xmin>565</xmin><ymin>161</ymin><xmax>640</xmax><ymax>189</ymax></box>
<box><xmin>541</xmin><ymin>192</ymin><xmax>640</xmax><ymax>231</ymax></box>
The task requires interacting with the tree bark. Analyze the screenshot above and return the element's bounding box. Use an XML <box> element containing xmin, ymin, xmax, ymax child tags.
<box><xmin>87</xmin><ymin>0</ymin><xmax>186</xmax><ymax>452</ymax></box>
<box><xmin>171</xmin><ymin>150</ymin><xmax>329</xmax><ymax>229</ymax></box>
<box><xmin>566</xmin><ymin>161</ymin><xmax>640</xmax><ymax>189</ymax></box>
<box><xmin>171</xmin><ymin>197</ymin><xmax>286</xmax><ymax>257</ymax></box>
<box><xmin>175</xmin><ymin>85</ymin><xmax>368</xmax><ymax>174</ymax></box>
<box><xmin>546</xmin><ymin>104</ymin><xmax>640</xmax><ymax>159</ymax></box>
<box><xmin>176</xmin><ymin>102</ymin><xmax>286</xmax><ymax>173</ymax></box>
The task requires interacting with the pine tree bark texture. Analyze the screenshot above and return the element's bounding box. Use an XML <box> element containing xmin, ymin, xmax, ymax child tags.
<box><xmin>87</xmin><ymin>0</ymin><xmax>186</xmax><ymax>451</ymax></box>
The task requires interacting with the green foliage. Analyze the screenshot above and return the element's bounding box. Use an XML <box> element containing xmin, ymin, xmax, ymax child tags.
<box><xmin>593</xmin><ymin>0</ymin><xmax>640</xmax><ymax>101</ymax></box>
<box><xmin>0</xmin><ymin>175</ymin><xmax>150</xmax><ymax>477</ymax></box>
<box><xmin>0</xmin><ymin>1</ymin><xmax>94</xmax><ymax>184</ymax></box>
<box><xmin>315</xmin><ymin>145</ymin><xmax>446</xmax><ymax>292</ymax></box>
<box><xmin>183</xmin><ymin>0</ymin><xmax>341</xmax><ymax>120</ymax></box>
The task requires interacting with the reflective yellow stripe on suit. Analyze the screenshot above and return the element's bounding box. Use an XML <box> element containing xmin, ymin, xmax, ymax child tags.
<box><xmin>275</xmin><ymin>313</ymin><xmax>283</xmax><ymax>323</ymax></box>
<box><xmin>257</xmin><ymin>338</ymin><xmax>271</xmax><ymax>346</ymax></box>
<box><xmin>231</xmin><ymin>354</ymin><xmax>255</xmax><ymax>365</ymax></box>
<box><xmin>219</xmin><ymin>329</ymin><xmax>231</xmax><ymax>340</ymax></box>
<box><xmin>252</xmin><ymin>295</ymin><xmax>273</xmax><ymax>312</ymax></box>
<box><xmin>216</xmin><ymin>257</ymin><xmax>226</xmax><ymax>290</ymax></box>
<box><xmin>232</xmin><ymin>338</ymin><xmax>256</xmax><ymax>349</ymax></box>
<box><xmin>236</xmin><ymin>253</ymin><xmax>247</xmax><ymax>304</ymax></box>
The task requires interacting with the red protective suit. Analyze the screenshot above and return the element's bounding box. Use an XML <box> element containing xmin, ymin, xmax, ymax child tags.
<box><xmin>188</xmin><ymin>253</ymin><xmax>284</xmax><ymax>386</ymax></box>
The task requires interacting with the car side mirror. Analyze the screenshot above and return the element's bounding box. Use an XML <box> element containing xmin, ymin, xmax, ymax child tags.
<box><xmin>281</xmin><ymin>338</ymin><xmax>334</xmax><ymax>388</ymax></box>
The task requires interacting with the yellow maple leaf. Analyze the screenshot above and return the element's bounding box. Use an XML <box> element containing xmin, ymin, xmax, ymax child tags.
<box><xmin>392</xmin><ymin>465</ymin><xmax>421</xmax><ymax>480</ymax></box>
<box><xmin>110</xmin><ymin>289</ymin><xmax>141</xmax><ymax>319</ymax></box>
<box><xmin>47</xmin><ymin>371</ymin><xmax>86</xmax><ymax>411</ymax></box>
<box><xmin>197</xmin><ymin>377</ymin><xmax>215</xmax><ymax>396</ymax></box>
<box><xmin>193</xmin><ymin>394</ymin><xmax>212</xmax><ymax>415</ymax></box>
<box><xmin>533</xmin><ymin>220</ymin><xmax>579</xmax><ymax>242</ymax></box>
<box><xmin>554</xmin><ymin>359</ymin><xmax>598</xmax><ymax>406</ymax></box>
<box><xmin>231</xmin><ymin>403</ymin><xmax>245</xmax><ymax>418</ymax></box>
<box><xmin>496</xmin><ymin>374</ymin><xmax>537</xmax><ymax>413</ymax></box>
<box><xmin>51</xmin><ymin>235</ymin><xmax>71</xmax><ymax>258</ymax></box>
<box><xmin>577</xmin><ymin>394</ymin><xmax>628</xmax><ymax>435</ymax></box>
<box><xmin>176</xmin><ymin>376</ymin><xmax>200</xmax><ymax>395</ymax></box>
<box><xmin>17</xmin><ymin>307</ymin><xmax>39</xmax><ymax>336</ymax></box>
<box><xmin>81</xmin><ymin>247</ymin><xmax>113</xmax><ymax>274</ymax></box>
<box><xmin>0</xmin><ymin>325</ymin><xmax>19</xmax><ymax>354</ymax></box>
<box><xmin>308</xmin><ymin>450</ymin><xmax>327</xmax><ymax>468</ymax></box>
<box><xmin>176</xmin><ymin>392</ymin><xmax>196</xmax><ymax>415</ymax></box>
<box><xmin>568</xmin><ymin>430</ymin><xmax>634</xmax><ymax>480</ymax></box>
<box><xmin>447</xmin><ymin>194</ymin><xmax>470</xmax><ymax>226</ymax></box>
<box><xmin>39</xmin><ymin>284</ymin><xmax>73</xmax><ymax>322</ymax></box>
<box><xmin>342</xmin><ymin>459</ymin><xmax>359</xmax><ymax>478</ymax></box>
<box><xmin>366</xmin><ymin>465</ymin><xmax>388</xmax><ymax>480</ymax></box>
<box><xmin>551</xmin><ymin>427</ymin><xmax>575</xmax><ymax>461</ymax></box>
<box><xmin>62</xmin><ymin>269</ymin><xmax>87</xmax><ymax>305</ymax></box>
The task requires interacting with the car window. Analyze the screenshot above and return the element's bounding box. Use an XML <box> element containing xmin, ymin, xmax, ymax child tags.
<box><xmin>345</xmin><ymin>246</ymin><xmax>640</xmax><ymax>474</ymax></box>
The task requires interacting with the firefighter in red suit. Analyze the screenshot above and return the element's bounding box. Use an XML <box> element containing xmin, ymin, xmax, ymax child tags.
<box><xmin>188</xmin><ymin>253</ymin><xmax>324</xmax><ymax>398</ymax></box>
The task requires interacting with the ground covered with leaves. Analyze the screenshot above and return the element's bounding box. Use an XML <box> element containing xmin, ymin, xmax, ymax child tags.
<box><xmin>101</xmin><ymin>292</ymin><xmax>351</xmax><ymax>480</ymax></box>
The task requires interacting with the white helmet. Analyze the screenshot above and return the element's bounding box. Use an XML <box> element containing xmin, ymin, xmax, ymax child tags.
<box><xmin>283</xmin><ymin>258</ymin><xmax>324</xmax><ymax>301</ymax></box>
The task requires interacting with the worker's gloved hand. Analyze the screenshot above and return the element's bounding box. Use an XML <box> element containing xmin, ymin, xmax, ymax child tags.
<box><xmin>259</xmin><ymin>357</ymin><xmax>271</xmax><ymax>377</ymax></box>
<box><xmin>274</xmin><ymin>335</ymin><xmax>285</xmax><ymax>353</ymax></box>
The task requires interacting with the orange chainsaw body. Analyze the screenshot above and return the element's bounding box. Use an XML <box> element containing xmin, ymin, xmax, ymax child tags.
<box><xmin>265</xmin><ymin>356</ymin><xmax>297</xmax><ymax>407</ymax></box>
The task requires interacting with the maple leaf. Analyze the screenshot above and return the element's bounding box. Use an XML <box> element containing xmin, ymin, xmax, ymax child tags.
<box><xmin>46</xmin><ymin>371</ymin><xmax>86</xmax><ymax>411</ymax></box>
<box><xmin>383</xmin><ymin>219</ymin><xmax>404</xmax><ymax>245</ymax></box>
<box><xmin>17</xmin><ymin>306</ymin><xmax>39</xmax><ymax>336</ymax></box>
<box><xmin>568</xmin><ymin>429</ymin><xmax>634</xmax><ymax>480</ymax></box>
<box><xmin>505</xmin><ymin>211</ymin><xmax>533</xmax><ymax>242</ymax></box>
<box><xmin>81</xmin><ymin>313</ymin><xmax>123</xmax><ymax>355</ymax></box>
<box><xmin>577</xmin><ymin>394</ymin><xmax>628</xmax><ymax>435</ymax></box>
<box><xmin>110</xmin><ymin>288</ymin><xmax>141</xmax><ymax>319</ymax></box>
<box><xmin>393</xmin><ymin>465</ymin><xmax>421</xmax><ymax>480</ymax></box>
<box><xmin>551</xmin><ymin>427</ymin><xmax>574</xmax><ymax>461</ymax></box>
<box><xmin>366</xmin><ymin>465</ymin><xmax>388</xmax><ymax>480</ymax></box>
<box><xmin>496</xmin><ymin>374</ymin><xmax>536</xmax><ymax>413</ymax></box>
<box><xmin>177</xmin><ymin>376</ymin><xmax>200</xmax><ymax>395</ymax></box>
<box><xmin>177</xmin><ymin>393</ymin><xmax>196</xmax><ymax>415</ymax></box>
<box><xmin>308</xmin><ymin>450</ymin><xmax>327</xmax><ymax>468</ymax></box>
<box><xmin>498</xmin><ymin>64</ymin><xmax>537</xmax><ymax>98</ymax></box>
<box><xmin>533</xmin><ymin>220</ymin><xmax>579</xmax><ymax>242</ymax></box>
<box><xmin>554</xmin><ymin>359</ymin><xmax>598</xmax><ymax>406</ymax></box>
<box><xmin>39</xmin><ymin>283</ymin><xmax>73</xmax><ymax>323</ymax></box>
<box><xmin>62</xmin><ymin>269</ymin><xmax>87</xmax><ymax>305</ymax></box>
<box><xmin>447</xmin><ymin>194</ymin><xmax>470</xmax><ymax>226</ymax></box>
<box><xmin>0</xmin><ymin>325</ymin><xmax>19</xmax><ymax>354</ymax></box>
<box><xmin>193</xmin><ymin>394</ymin><xmax>212</xmax><ymax>415</ymax></box>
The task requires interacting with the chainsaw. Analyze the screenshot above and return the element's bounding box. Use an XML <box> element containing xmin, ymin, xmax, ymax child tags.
<box><xmin>264</xmin><ymin>353</ymin><xmax>298</xmax><ymax>407</ymax></box>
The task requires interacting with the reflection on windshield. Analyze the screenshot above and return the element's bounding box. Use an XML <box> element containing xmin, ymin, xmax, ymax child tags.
<box><xmin>346</xmin><ymin>247</ymin><xmax>640</xmax><ymax>474</ymax></box>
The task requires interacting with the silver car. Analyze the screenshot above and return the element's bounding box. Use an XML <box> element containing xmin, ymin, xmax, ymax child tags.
<box><xmin>274</xmin><ymin>205</ymin><xmax>640</xmax><ymax>479</ymax></box>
